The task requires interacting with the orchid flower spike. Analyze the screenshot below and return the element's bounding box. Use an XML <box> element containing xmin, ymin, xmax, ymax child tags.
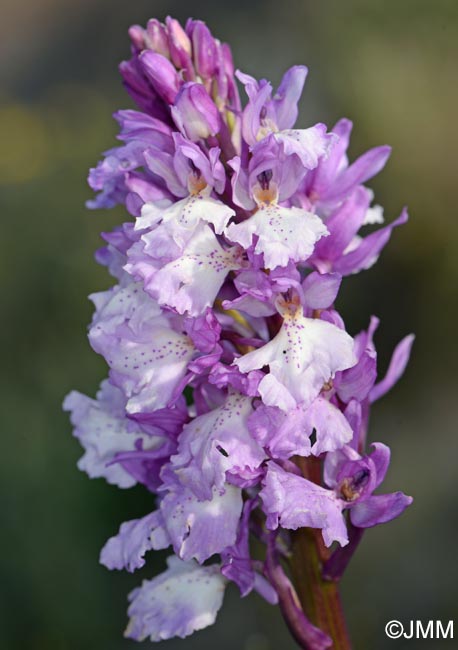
<box><xmin>65</xmin><ymin>15</ymin><xmax>413</xmax><ymax>650</ymax></box>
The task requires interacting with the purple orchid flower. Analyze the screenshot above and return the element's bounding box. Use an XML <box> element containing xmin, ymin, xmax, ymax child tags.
<box><xmin>225</xmin><ymin>137</ymin><xmax>329</xmax><ymax>269</ymax></box>
<box><xmin>237</xmin><ymin>67</ymin><xmax>335</xmax><ymax>168</ymax></box>
<box><xmin>260</xmin><ymin>443</ymin><xmax>412</xmax><ymax>547</ymax></box>
<box><xmin>235</xmin><ymin>294</ymin><xmax>356</xmax><ymax>412</ymax></box>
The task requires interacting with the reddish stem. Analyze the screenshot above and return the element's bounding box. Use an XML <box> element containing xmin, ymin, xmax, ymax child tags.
<box><xmin>289</xmin><ymin>457</ymin><xmax>352</xmax><ymax>649</ymax></box>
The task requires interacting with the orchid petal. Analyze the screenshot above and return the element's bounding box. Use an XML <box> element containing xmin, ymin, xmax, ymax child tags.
<box><xmin>125</xmin><ymin>557</ymin><xmax>226</xmax><ymax>641</ymax></box>
<box><xmin>350</xmin><ymin>492</ymin><xmax>413</xmax><ymax>528</ymax></box>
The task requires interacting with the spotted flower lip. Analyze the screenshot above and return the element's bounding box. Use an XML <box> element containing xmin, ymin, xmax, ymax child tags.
<box><xmin>88</xmin><ymin>282</ymin><xmax>195</xmax><ymax>414</ymax></box>
<box><xmin>235</xmin><ymin>296</ymin><xmax>356</xmax><ymax>411</ymax></box>
<box><xmin>65</xmin><ymin>14</ymin><xmax>414</xmax><ymax>648</ymax></box>
<box><xmin>224</xmin><ymin>135</ymin><xmax>332</xmax><ymax>269</ymax></box>
<box><xmin>167</xmin><ymin>391</ymin><xmax>266</xmax><ymax>501</ymax></box>
<box><xmin>135</xmin><ymin>224</ymin><xmax>243</xmax><ymax>317</ymax></box>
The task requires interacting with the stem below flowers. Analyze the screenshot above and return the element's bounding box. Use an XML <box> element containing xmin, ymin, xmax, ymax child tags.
<box><xmin>289</xmin><ymin>457</ymin><xmax>352</xmax><ymax>649</ymax></box>
<box><xmin>290</xmin><ymin>528</ymin><xmax>352</xmax><ymax>650</ymax></box>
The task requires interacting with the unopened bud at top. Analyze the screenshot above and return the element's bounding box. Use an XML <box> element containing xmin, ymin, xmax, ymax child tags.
<box><xmin>139</xmin><ymin>51</ymin><xmax>180</xmax><ymax>104</ymax></box>
<box><xmin>128</xmin><ymin>25</ymin><xmax>146</xmax><ymax>51</ymax></box>
<box><xmin>145</xmin><ymin>19</ymin><xmax>170</xmax><ymax>58</ymax></box>
<box><xmin>165</xmin><ymin>16</ymin><xmax>193</xmax><ymax>73</ymax></box>
<box><xmin>190</xmin><ymin>21</ymin><xmax>218</xmax><ymax>79</ymax></box>
<box><xmin>171</xmin><ymin>82</ymin><xmax>220</xmax><ymax>141</ymax></box>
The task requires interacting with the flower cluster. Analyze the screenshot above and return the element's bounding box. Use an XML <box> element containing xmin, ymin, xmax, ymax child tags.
<box><xmin>64</xmin><ymin>16</ymin><xmax>413</xmax><ymax>647</ymax></box>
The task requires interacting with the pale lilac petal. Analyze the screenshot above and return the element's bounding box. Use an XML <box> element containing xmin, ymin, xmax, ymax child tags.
<box><xmin>63</xmin><ymin>381</ymin><xmax>164</xmax><ymax>488</ymax></box>
<box><xmin>260</xmin><ymin>462</ymin><xmax>348</xmax><ymax>547</ymax></box>
<box><xmin>257</xmin><ymin>374</ymin><xmax>297</xmax><ymax>412</ymax></box>
<box><xmin>125</xmin><ymin>557</ymin><xmax>226</xmax><ymax>641</ymax></box>
<box><xmin>88</xmin><ymin>284</ymin><xmax>194</xmax><ymax>414</ymax></box>
<box><xmin>236</xmin><ymin>302</ymin><xmax>355</xmax><ymax>411</ymax></box>
<box><xmin>228</xmin><ymin>156</ymin><xmax>255</xmax><ymax>210</ymax></box>
<box><xmin>369</xmin><ymin>442</ymin><xmax>391</xmax><ymax>488</ymax></box>
<box><xmin>143</xmin><ymin>149</ymin><xmax>187</xmax><ymax>198</ymax></box>
<box><xmin>343</xmin><ymin>399</ymin><xmax>363</xmax><ymax>450</ymax></box>
<box><xmin>99</xmin><ymin>332</ymin><xmax>193</xmax><ymax>414</ymax></box>
<box><xmin>226</xmin><ymin>204</ymin><xmax>327</xmax><ymax>269</ymax></box>
<box><xmin>100</xmin><ymin>511</ymin><xmax>170</xmax><ymax>572</ymax></box>
<box><xmin>250</xmin><ymin>396</ymin><xmax>351</xmax><ymax>459</ymax></box>
<box><xmin>134</xmin><ymin>198</ymin><xmax>172</xmax><ymax>231</ymax></box>
<box><xmin>312</xmin><ymin>186</ymin><xmax>371</xmax><ymax>262</ymax></box>
<box><xmin>274</xmin><ymin>124</ymin><xmax>333</xmax><ymax>169</ymax></box>
<box><xmin>141</xmin><ymin>194</ymin><xmax>235</xmax><ymax>254</ymax></box>
<box><xmin>336</xmin><ymin>349</ymin><xmax>377</xmax><ymax>403</ymax></box>
<box><xmin>333</xmin><ymin>208</ymin><xmax>408</xmax><ymax>275</ymax></box>
<box><xmin>161</xmin><ymin>484</ymin><xmax>243</xmax><ymax>563</ymax></box>
<box><xmin>302</xmin><ymin>272</ymin><xmax>342</xmax><ymax>310</ymax></box>
<box><xmin>170</xmin><ymin>393</ymin><xmax>266</xmax><ymax>500</ymax></box>
<box><xmin>89</xmin><ymin>282</ymin><xmax>162</xmax><ymax>336</ymax></box>
<box><xmin>323</xmin><ymin>145</ymin><xmax>391</xmax><ymax>202</ymax></box>
<box><xmin>272</xmin><ymin>65</ymin><xmax>308</xmax><ymax>130</ymax></box>
<box><xmin>350</xmin><ymin>492</ymin><xmax>413</xmax><ymax>528</ymax></box>
<box><xmin>308</xmin><ymin>118</ymin><xmax>353</xmax><ymax>198</ymax></box>
<box><xmin>303</xmin><ymin>397</ymin><xmax>353</xmax><ymax>455</ymax></box>
<box><xmin>241</xmin><ymin>81</ymin><xmax>272</xmax><ymax>145</ymax></box>
<box><xmin>145</xmin><ymin>225</ymin><xmax>242</xmax><ymax>316</ymax></box>
<box><xmin>370</xmin><ymin>334</ymin><xmax>415</xmax><ymax>402</ymax></box>
<box><xmin>248</xmin><ymin>403</ymin><xmax>312</xmax><ymax>459</ymax></box>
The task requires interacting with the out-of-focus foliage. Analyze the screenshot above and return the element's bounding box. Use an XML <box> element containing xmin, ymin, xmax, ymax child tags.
<box><xmin>1</xmin><ymin>1</ymin><xmax>456</xmax><ymax>648</ymax></box>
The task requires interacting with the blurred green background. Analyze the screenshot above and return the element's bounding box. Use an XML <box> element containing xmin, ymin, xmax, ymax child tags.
<box><xmin>1</xmin><ymin>0</ymin><xmax>457</xmax><ymax>648</ymax></box>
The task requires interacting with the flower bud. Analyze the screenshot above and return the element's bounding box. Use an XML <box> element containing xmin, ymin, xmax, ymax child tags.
<box><xmin>171</xmin><ymin>82</ymin><xmax>220</xmax><ymax>141</ymax></box>
<box><xmin>165</xmin><ymin>16</ymin><xmax>193</xmax><ymax>71</ymax></box>
<box><xmin>145</xmin><ymin>19</ymin><xmax>170</xmax><ymax>58</ymax></box>
<box><xmin>191</xmin><ymin>21</ymin><xmax>218</xmax><ymax>79</ymax></box>
<box><xmin>128</xmin><ymin>25</ymin><xmax>146</xmax><ymax>51</ymax></box>
<box><xmin>139</xmin><ymin>51</ymin><xmax>180</xmax><ymax>103</ymax></box>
